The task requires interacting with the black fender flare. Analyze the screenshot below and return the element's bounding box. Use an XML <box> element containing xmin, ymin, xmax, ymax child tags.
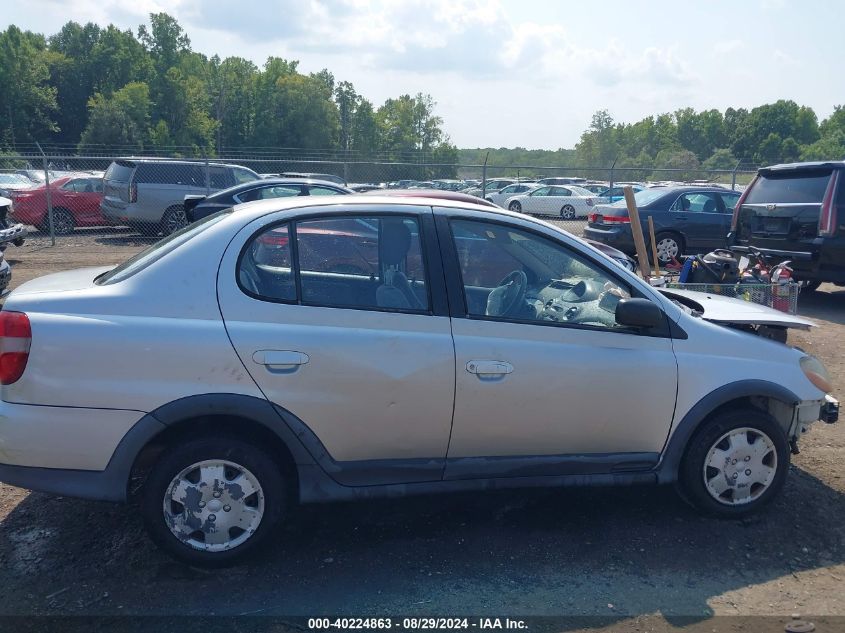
<box><xmin>99</xmin><ymin>393</ymin><xmax>321</xmax><ymax>501</ymax></box>
<box><xmin>655</xmin><ymin>379</ymin><xmax>800</xmax><ymax>484</ymax></box>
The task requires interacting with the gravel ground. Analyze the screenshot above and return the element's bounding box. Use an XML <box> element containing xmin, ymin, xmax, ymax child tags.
<box><xmin>0</xmin><ymin>227</ymin><xmax>843</xmax><ymax>630</ymax></box>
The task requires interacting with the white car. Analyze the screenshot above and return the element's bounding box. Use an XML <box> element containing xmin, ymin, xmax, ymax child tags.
<box><xmin>0</xmin><ymin>195</ymin><xmax>837</xmax><ymax>566</ymax></box>
<box><xmin>505</xmin><ymin>185</ymin><xmax>609</xmax><ymax>219</ymax></box>
<box><xmin>485</xmin><ymin>182</ymin><xmax>539</xmax><ymax>207</ymax></box>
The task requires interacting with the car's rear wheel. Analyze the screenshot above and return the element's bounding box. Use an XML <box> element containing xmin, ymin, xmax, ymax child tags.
<box><xmin>679</xmin><ymin>408</ymin><xmax>789</xmax><ymax>517</ymax></box>
<box><xmin>654</xmin><ymin>232</ymin><xmax>683</xmax><ymax>264</ymax></box>
<box><xmin>141</xmin><ymin>437</ymin><xmax>287</xmax><ymax>567</ymax></box>
<box><xmin>49</xmin><ymin>208</ymin><xmax>75</xmax><ymax>235</ymax></box>
<box><xmin>161</xmin><ymin>205</ymin><xmax>188</xmax><ymax>235</ymax></box>
<box><xmin>561</xmin><ymin>204</ymin><xmax>576</xmax><ymax>220</ymax></box>
<box><xmin>508</xmin><ymin>201</ymin><xmax>522</xmax><ymax>213</ymax></box>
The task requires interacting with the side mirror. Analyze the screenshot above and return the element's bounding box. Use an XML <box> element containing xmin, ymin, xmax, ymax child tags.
<box><xmin>615</xmin><ymin>297</ymin><xmax>664</xmax><ymax>329</ymax></box>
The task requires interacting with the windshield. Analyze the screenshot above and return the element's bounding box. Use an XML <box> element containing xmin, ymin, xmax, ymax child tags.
<box><xmin>607</xmin><ymin>188</ymin><xmax>665</xmax><ymax>207</ymax></box>
<box><xmin>96</xmin><ymin>210</ymin><xmax>232</xmax><ymax>285</ymax></box>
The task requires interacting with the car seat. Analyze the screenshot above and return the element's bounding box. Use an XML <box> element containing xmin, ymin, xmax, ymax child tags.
<box><xmin>376</xmin><ymin>220</ymin><xmax>423</xmax><ymax>310</ymax></box>
<box><xmin>702</xmin><ymin>199</ymin><xmax>716</xmax><ymax>213</ymax></box>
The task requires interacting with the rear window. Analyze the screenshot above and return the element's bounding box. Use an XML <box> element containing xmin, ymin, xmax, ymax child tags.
<box><xmin>105</xmin><ymin>162</ymin><xmax>135</xmax><ymax>183</ymax></box>
<box><xmin>608</xmin><ymin>189</ymin><xmax>665</xmax><ymax>208</ymax></box>
<box><xmin>96</xmin><ymin>210</ymin><xmax>232</xmax><ymax>285</ymax></box>
<box><xmin>745</xmin><ymin>171</ymin><xmax>832</xmax><ymax>204</ymax></box>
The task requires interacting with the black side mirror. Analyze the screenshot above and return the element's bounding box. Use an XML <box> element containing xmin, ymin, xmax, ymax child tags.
<box><xmin>615</xmin><ymin>298</ymin><xmax>664</xmax><ymax>328</ymax></box>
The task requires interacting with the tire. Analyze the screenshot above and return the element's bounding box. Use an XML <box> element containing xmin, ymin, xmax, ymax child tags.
<box><xmin>51</xmin><ymin>208</ymin><xmax>75</xmax><ymax>235</ymax></box>
<box><xmin>161</xmin><ymin>205</ymin><xmax>188</xmax><ymax>236</ymax></box>
<box><xmin>653</xmin><ymin>232</ymin><xmax>683</xmax><ymax>265</ymax></box>
<box><xmin>141</xmin><ymin>436</ymin><xmax>287</xmax><ymax>567</ymax></box>
<box><xmin>679</xmin><ymin>408</ymin><xmax>790</xmax><ymax>518</ymax></box>
<box><xmin>561</xmin><ymin>205</ymin><xmax>576</xmax><ymax>220</ymax></box>
<box><xmin>508</xmin><ymin>201</ymin><xmax>522</xmax><ymax>213</ymax></box>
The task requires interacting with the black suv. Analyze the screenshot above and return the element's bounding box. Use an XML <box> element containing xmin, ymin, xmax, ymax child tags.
<box><xmin>728</xmin><ymin>161</ymin><xmax>845</xmax><ymax>289</ymax></box>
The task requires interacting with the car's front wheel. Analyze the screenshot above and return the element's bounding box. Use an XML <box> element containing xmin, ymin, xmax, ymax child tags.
<box><xmin>141</xmin><ymin>437</ymin><xmax>287</xmax><ymax>566</ymax></box>
<box><xmin>679</xmin><ymin>409</ymin><xmax>789</xmax><ymax>517</ymax></box>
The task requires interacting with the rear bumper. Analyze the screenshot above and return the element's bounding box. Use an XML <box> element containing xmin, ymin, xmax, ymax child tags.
<box><xmin>729</xmin><ymin>243</ymin><xmax>815</xmax><ymax>261</ymax></box>
<box><xmin>583</xmin><ymin>226</ymin><xmax>636</xmax><ymax>253</ymax></box>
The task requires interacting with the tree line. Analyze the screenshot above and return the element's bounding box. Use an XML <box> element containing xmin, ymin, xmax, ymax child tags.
<box><xmin>461</xmin><ymin>102</ymin><xmax>845</xmax><ymax>181</ymax></box>
<box><xmin>0</xmin><ymin>14</ymin><xmax>459</xmax><ymax>179</ymax></box>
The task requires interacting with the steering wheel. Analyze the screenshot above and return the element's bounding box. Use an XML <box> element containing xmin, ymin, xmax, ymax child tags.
<box><xmin>486</xmin><ymin>270</ymin><xmax>528</xmax><ymax>317</ymax></box>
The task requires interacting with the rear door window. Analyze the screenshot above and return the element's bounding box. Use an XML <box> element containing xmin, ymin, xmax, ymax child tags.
<box><xmin>209</xmin><ymin>167</ymin><xmax>231</xmax><ymax>189</ymax></box>
<box><xmin>308</xmin><ymin>186</ymin><xmax>344</xmax><ymax>196</ymax></box>
<box><xmin>745</xmin><ymin>171</ymin><xmax>832</xmax><ymax>204</ymax></box>
<box><xmin>719</xmin><ymin>192</ymin><xmax>741</xmax><ymax>212</ymax></box>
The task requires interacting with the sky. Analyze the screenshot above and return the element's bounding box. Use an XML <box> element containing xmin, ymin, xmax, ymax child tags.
<box><xmin>3</xmin><ymin>0</ymin><xmax>844</xmax><ymax>150</ymax></box>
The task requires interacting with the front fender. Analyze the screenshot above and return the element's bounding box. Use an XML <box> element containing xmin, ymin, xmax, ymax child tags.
<box><xmin>655</xmin><ymin>379</ymin><xmax>799</xmax><ymax>484</ymax></box>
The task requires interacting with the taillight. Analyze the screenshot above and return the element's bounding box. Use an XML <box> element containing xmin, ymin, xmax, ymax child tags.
<box><xmin>258</xmin><ymin>235</ymin><xmax>289</xmax><ymax>247</ymax></box>
<box><xmin>588</xmin><ymin>212</ymin><xmax>598</xmax><ymax>223</ymax></box>
<box><xmin>601</xmin><ymin>215</ymin><xmax>631</xmax><ymax>224</ymax></box>
<box><xmin>0</xmin><ymin>311</ymin><xmax>31</xmax><ymax>385</ymax></box>
<box><xmin>129</xmin><ymin>183</ymin><xmax>137</xmax><ymax>203</ymax></box>
<box><xmin>819</xmin><ymin>171</ymin><xmax>840</xmax><ymax>237</ymax></box>
<box><xmin>730</xmin><ymin>177</ymin><xmax>756</xmax><ymax>232</ymax></box>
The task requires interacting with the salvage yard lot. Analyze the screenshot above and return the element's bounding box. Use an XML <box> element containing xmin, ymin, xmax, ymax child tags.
<box><xmin>0</xmin><ymin>226</ymin><xmax>843</xmax><ymax>623</ymax></box>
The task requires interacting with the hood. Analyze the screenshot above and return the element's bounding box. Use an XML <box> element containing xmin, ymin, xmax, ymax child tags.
<box><xmin>659</xmin><ymin>288</ymin><xmax>814</xmax><ymax>329</ymax></box>
<box><xmin>11</xmin><ymin>266</ymin><xmax>114</xmax><ymax>295</ymax></box>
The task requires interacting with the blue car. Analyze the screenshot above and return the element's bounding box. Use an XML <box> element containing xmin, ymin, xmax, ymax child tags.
<box><xmin>598</xmin><ymin>184</ymin><xmax>645</xmax><ymax>203</ymax></box>
<box><xmin>584</xmin><ymin>186</ymin><xmax>741</xmax><ymax>264</ymax></box>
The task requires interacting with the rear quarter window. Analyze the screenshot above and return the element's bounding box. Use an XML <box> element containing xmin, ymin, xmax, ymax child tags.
<box><xmin>746</xmin><ymin>171</ymin><xmax>832</xmax><ymax>204</ymax></box>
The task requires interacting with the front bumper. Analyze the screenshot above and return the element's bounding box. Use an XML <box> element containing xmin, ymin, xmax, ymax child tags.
<box><xmin>0</xmin><ymin>223</ymin><xmax>27</xmax><ymax>245</ymax></box>
<box><xmin>821</xmin><ymin>394</ymin><xmax>839</xmax><ymax>423</ymax></box>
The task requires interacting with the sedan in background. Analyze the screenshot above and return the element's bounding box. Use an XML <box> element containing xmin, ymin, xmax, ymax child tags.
<box><xmin>485</xmin><ymin>182</ymin><xmax>538</xmax><ymax>207</ymax></box>
<box><xmin>10</xmin><ymin>174</ymin><xmax>106</xmax><ymax>234</ymax></box>
<box><xmin>0</xmin><ymin>174</ymin><xmax>34</xmax><ymax>198</ymax></box>
<box><xmin>505</xmin><ymin>185</ymin><xmax>609</xmax><ymax>219</ymax></box>
<box><xmin>600</xmin><ymin>184</ymin><xmax>645</xmax><ymax>202</ymax></box>
<box><xmin>186</xmin><ymin>179</ymin><xmax>353</xmax><ymax>222</ymax></box>
<box><xmin>584</xmin><ymin>186</ymin><xmax>741</xmax><ymax>264</ymax></box>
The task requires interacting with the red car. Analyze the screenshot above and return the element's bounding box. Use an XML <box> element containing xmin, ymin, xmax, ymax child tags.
<box><xmin>10</xmin><ymin>175</ymin><xmax>106</xmax><ymax>234</ymax></box>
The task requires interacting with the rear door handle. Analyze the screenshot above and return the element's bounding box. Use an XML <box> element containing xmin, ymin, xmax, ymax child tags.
<box><xmin>466</xmin><ymin>360</ymin><xmax>513</xmax><ymax>375</ymax></box>
<box><xmin>252</xmin><ymin>350</ymin><xmax>310</xmax><ymax>367</ymax></box>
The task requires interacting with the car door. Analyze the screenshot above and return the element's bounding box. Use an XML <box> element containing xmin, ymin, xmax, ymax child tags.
<box><xmin>525</xmin><ymin>186</ymin><xmax>551</xmax><ymax>214</ymax></box>
<box><xmin>217</xmin><ymin>206</ymin><xmax>456</xmax><ymax>485</ymax></box>
<box><xmin>77</xmin><ymin>177</ymin><xmax>105</xmax><ymax>224</ymax></box>
<box><xmin>672</xmin><ymin>192</ymin><xmax>726</xmax><ymax>250</ymax></box>
<box><xmin>437</xmin><ymin>211</ymin><xmax>678</xmax><ymax>478</ymax></box>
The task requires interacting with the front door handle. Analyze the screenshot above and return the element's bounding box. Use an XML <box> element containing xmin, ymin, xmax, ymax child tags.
<box><xmin>252</xmin><ymin>350</ymin><xmax>310</xmax><ymax>367</ymax></box>
<box><xmin>466</xmin><ymin>360</ymin><xmax>513</xmax><ymax>375</ymax></box>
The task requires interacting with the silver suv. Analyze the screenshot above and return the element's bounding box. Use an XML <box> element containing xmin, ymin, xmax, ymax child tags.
<box><xmin>101</xmin><ymin>158</ymin><xmax>259</xmax><ymax>235</ymax></box>
<box><xmin>0</xmin><ymin>195</ymin><xmax>836</xmax><ymax>566</ymax></box>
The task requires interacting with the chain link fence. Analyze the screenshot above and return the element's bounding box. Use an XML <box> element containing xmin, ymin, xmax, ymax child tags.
<box><xmin>0</xmin><ymin>151</ymin><xmax>759</xmax><ymax>254</ymax></box>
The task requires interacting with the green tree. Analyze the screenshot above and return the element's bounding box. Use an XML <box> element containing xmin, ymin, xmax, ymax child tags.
<box><xmin>351</xmin><ymin>98</ymin><xmax>378</xmax><ymax>156</ymax></box>
<box><xmin>335</xmin><ymin>81</ymin><xmax>359</xmax><ymax>152</ymax></box>
<box><xmin>46</xmin><ymin>22</ymin><xmax>101</xmax><ymax>144</ymax></box>
<box><xmin>209</xmin><ymin>56</ymin><xmax>257</xmax><ymax>152</ymax></box>
<box><xmin>651</xmin><ymin>148</ymin><xmax>700</xmax><ymax>181</ymax></box>
<box><xmin>78</xmin><ymin>81</ymin><xmax>151</xmax><ymax>151</ymax></box>
<box><xmin>252</xmin><ymin>73</ymin><xmax>338</xmax><ymax>148</ymax></box>
<box><xmin>701</xmin><ymin>148</ymin><xmax>738</xmax><ymax>171</ymax></box>
<box><xmin>801</xmin><ymin>130</ymin><xmax>845</xmax><ymax>161</ymax></box>
<box><xmin>756</xmin><ymin>132</ymin><xmax>783</xmax><ymax>165</ymax></box>
<box><xmin>0</xmin><ymin>26</ymin><xmax>57</xmax><ymax>145</ymax></box>
<box><xmin>90</xmin><ymin>25</ymin><xmax>152</xmax><ymax>95</ymax></box>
